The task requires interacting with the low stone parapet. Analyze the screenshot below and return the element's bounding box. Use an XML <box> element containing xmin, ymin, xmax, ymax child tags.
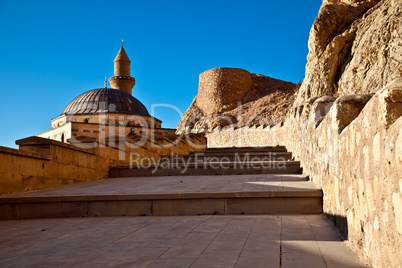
<box><xmin>1</xmin><ymin>137</ymin><xmax>109</xmax><ymax>195</ymax></box>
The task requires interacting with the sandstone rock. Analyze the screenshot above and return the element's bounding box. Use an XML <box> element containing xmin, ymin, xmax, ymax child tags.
<box><xmin>295</xmin><ymin>0</ymin><xmax>402</xmax><ymax>105</ymax></box>
<box><xmin>295</xmin><ymin>104</ymin><xmax>304</xmax><ymax>117</ymax></box>
<box><xmin>224</xmin><ymin>74</ymin><xmax>297</xmax><ymax>128</ymax></box>
<box><xmin>176</xmin><ymin>97</ymin><xmax>204</xmax><ymax>133</ymax></box>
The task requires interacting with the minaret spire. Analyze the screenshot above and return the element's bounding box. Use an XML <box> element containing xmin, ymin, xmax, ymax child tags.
<box><xmin>108</xmin><ymin>42</ymin><xmax>135</xmax><ymax>95</ymax></box>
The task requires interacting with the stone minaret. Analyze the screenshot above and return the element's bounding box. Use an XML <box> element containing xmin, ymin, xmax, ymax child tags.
<box><xmin>109</xmin><ymin>43</ymin><xmax>135</xmax><ymax>95</ymax></box>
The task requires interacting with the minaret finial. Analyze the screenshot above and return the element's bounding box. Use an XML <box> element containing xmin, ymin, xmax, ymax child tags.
<box><xmin>104</xmin><ymin>76</ymin><xmax>107</xmax><ymax>88</ymax></box>
<box><xmin>109</xmin><ymin>44</ymin><xmax>135</xmax><ymax>95</ymax></box>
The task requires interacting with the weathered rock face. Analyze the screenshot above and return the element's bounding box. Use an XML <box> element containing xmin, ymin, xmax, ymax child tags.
<box><xmin>295</xmin><ymin>0</ymin><xmax>402</xmax><ymax>105</ymax></box>
<box><xmin>177</xmin><ymin>69</ymin><xmax>298</xmax><ymax>134</ymax></box>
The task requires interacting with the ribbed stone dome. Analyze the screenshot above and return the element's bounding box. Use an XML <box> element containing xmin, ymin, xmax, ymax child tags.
<box><xmin>62</xmin><ymin>88</ymin><xmax>149</xmax><ymax>116</ymax></box>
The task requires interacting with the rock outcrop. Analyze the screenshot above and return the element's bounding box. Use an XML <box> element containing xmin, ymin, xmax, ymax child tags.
<box><xmin>295</xmin><ymin>0</ymin><xmax>402</xmax><ymax>105</ymax></box>
<box><xmin>177</xmin><ymin>68</ymin><xmax>298</xmax><ymax>134</ymax></box>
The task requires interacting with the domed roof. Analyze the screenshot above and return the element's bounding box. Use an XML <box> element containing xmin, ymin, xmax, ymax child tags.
<box><xmin>62</xmin><ymin>88</ymin><xmax>149</xmax><ymax>116</ymax></box>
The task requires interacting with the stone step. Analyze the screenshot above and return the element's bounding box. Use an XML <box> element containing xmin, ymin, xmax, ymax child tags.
<box><xmin>109</xmin><ymin>160</ymin><xmax>302</xmax><ymax>178</ymax></box>
<box><xmin>0</xmin><ymin>192</ymin><xmax>323</xmax><ymax>220</ymax></box>
<box><xmin>191</xmin><ymin>150</ymin><xmax>291</xmax><ymax>156</ymax></box>
<box><xmin>205</xmin><ymin>146</ymin><xmax>288</xmax><ymax>153</ymax></box>
<box><xmin>174</xmin><ymin>151</ymin><xmax>293</xmax><ymax>161</ymax></box>
<box><xmin>0</xmin><ymin>175</ymin><xmax>322</xmax><ymax>220</ymax></box>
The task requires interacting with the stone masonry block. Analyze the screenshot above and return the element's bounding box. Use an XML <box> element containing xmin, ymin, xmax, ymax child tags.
<box><xmin>301</xmin><ymin>97</ymin><xmax>320</xmax><ymax>118</ymax></box>
<box><xmin>378</xmin><ymin>78</ymin><xmax>402</xmax><ymax>127</ymax></box>
<box><xmin>332</xmin><ymin>94</ymin><xmax>372</xmax><ymax>133</ymax></box>
<box><xmin>309</xmin><ymin>96</ymin><xmax>337</xmax><ymax>127</ymax></box>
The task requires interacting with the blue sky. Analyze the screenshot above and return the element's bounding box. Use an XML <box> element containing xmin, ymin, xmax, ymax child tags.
<box><xmin>0</xmin><ymin>0</ymin><xmax>322</xmax><ymax>148</ymax></box>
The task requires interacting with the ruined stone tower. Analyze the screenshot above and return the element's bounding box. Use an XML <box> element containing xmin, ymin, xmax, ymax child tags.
<box><xmin>109</xmin><ymin>44</ymin><xmax>136</xmax><ymax>95</ymax></box>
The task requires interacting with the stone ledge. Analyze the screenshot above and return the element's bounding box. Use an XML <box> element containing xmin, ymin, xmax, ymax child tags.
<box><xmin>16</xmin><ymin>136</ymin><xmax>95</xmax><ymax>155</ymax></box>
<box><xmin>301</xmin><ymin>97</ymin><xmax>320</xmax><ymax>118</ymax></box>
<box><xmin>0</xmin><ymin>190</ymin><xmax>323</xmax><ymax>204</ymax></box>
<box><xmin>309</xmin><ymin>96</ymin><xmax>336</xmax><ymax>127</ymax></box>
<box><xmin>112</xmin><ymin>160</ymin><xmax>301</xmax><ymax>169</ymax></box>
<box><xmin>0</xmin><ymin>146</ymin><xmax>51</xmax><ymax>161</ymax></box>
<box><xmin>0</xmin><ymin>195</ymin><xmax>323</xmax><ymax>219</ymax></box>
<box><xmin>378</xmin><ymin>78</ymin><xmax>402</xmax><ymax>127</ymax></box>
<box><xmin>332</xmin><ymin>94</ymin><xmax>372</xmax><ymax>133</ymax></box>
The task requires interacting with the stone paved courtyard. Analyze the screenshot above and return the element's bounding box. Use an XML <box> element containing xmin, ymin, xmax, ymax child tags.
<box><xmin>0</xmin><ymin>215</ymin><xmax>366</xmax><ymax>267</ymax></box>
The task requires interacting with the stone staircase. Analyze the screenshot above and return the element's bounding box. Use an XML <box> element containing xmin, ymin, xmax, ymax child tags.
<box><xmin>109</xmin><ymin>146</ymin><xmax>301</xmax><ymax>177</ymax></box>
<box><xmin>0</xmin><ymin>146</ymin><xmax>322</xmax><ymax>220</ymax></box>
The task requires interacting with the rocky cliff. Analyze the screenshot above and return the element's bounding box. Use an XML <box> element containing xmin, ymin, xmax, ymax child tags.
<box><xmin>176</xmin><ymin>68</ymin><xmax>298</xmax><ymax>134</ymax></box>
<box><xmin>178</xmin><ymin>0</ymin><xmax>401</xmax><ymax>134</ymax></box>
<box><xmin>295</xmin><ymin>0</ymin><xmax>401</xmax><ymax>105</ymax></box>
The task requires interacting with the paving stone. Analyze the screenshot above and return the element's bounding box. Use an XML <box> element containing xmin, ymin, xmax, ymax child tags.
<box><xmin>252</xmin><ymin>216</ymin><xmax>282</xmax><ymax>230</ymax></box>
<box><xmin>215</xmin><ymin>230</ymin><xmax>249</xmax><ymax>242</ymax></box>
<box><xmin>113</xmin><ymin>231</ymin><xmax>159</xmax><ymax>243</ymax></box>
<box><xmin>281</xmin><ymin>240</ymin><xmax>321</xmax><ymax>254</ymax></box>
<box><xmin>79</xmin><ymin>252</ymin><xmax>127</xmax><ymax>267</ymax></box>
<box><xmin>139</xmin><ymin>232</ymin><xmax>188</xmax><ymax>248</ymax></box>
<box><xmin>204</xmin><ymin>241</ymin><xmax>245</xmax><ymax>254</ymax></box>
<box><xmin>94</xmin><ymin>242</ymin><xmax>141</xmax><ymax>253</ymax></box>
<box><xmin>192</xmin><ymin>221</ymin><xmax>229</xmax><ymax>233</ymax></box>
<box><xmin>281</xmin><ymin>216</ymin><xmax>311</xmax><ymax>229</ymax></box>
<box><xmin>282</xmin><ymin>252</ymin><xmax>327</xmax><ymax>268</ymax></box>
<box><xmin>0</xmin><ymin>255</ymin><xmax>48</xmax><ymax>268</ymax></box>
<box><xmin>147</xmin><ymin>258</ymin><xmax>195</xmax><ymax>268</ymax></box>
<box><xmin>161</xmin><ymin>231</ymin><xmax>217</xmax><ymax>259</ymax></box>
<box><xmin>310</xmin><ymin>224</ymin><xmax>343</xmax><ymax>241</ymax></box>
<box><xmin>125</xmin><ymin>246</ymin><xmax>170</xmax><ymax>257</ymax></box>
<box><xmin>191</xmin><ymin>253</ymin><xmax>239</xmax><ymax>268</ymax></box>
<box><xmin>0</xmin><ymin>214</ymin><xmax>365</xmax><ymax>267</ymax></box>
<box><xmin>235</xmin><ymin>254</ymin><xmax>279</xmax><ymax>268</ymax></box>
<box><xmin>281</xmin><ymin>227</ymin><xmax>316</xmax><ymax>241</ymax></box>
<box><xmin>317</xmin><ymin>241</ymin><xmax>366</xmax><ymax>268</ymax></box>
<box><xmin>105</xmin><ymin>257</ymin><xmax>156</xmax><ymax>268</ymax></box>
<box><xmin>161</xmin><ymin>244</ymin><xmax>207</xmax><ymax>259</ymax></box>
<box><xmin>242</xmin><ymin>232</ymin><xmax>280</xmax><ymax>254</ymax></box>
<box><xmin>182</xmin><ymin>231</ymin><xmax>219</xmax><ymax>244</ymax></box>
<box><xmin>30</xmin><ymin>255</ymin><xmax>87</xmax><ymax>268</ymax></box>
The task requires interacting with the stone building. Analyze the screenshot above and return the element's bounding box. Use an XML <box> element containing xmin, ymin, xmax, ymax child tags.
<box><xmin>38</xmin><ymin>45</ymin><xmax>176</xmax><ymax>143</ymax></box>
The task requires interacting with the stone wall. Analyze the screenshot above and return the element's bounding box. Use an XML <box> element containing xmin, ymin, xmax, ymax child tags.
<box><xmin>1</xmin><ymin>134</ymin><xmax>207</xmax><ymax>195</ymax></box>
<box><xmin>207</xmin><ymin>79</ymin><xmax>402</xmax><ymax>267</ymax></box>
<box><xmin>0</xmin><ymin>138</ymin><xmax>110</xmax><ymax>195</ymax></box>
<box><xmin>196</xmin><ymin>68</ymin><xmax>253</xmax><ymax>116</ymax></box>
